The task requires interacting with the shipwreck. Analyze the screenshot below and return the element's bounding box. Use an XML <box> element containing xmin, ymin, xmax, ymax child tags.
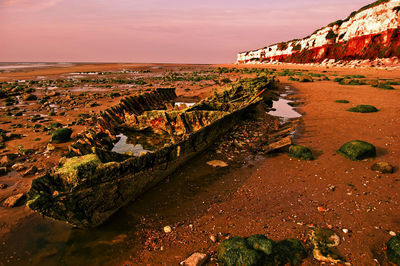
<box><xmin>27</xmin><ymin>76</ymin><xmax>279</xmax><ymax>227</ymax></box>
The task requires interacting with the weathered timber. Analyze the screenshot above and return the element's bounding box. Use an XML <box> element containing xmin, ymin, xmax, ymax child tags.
<box><xmin>27</xmin><ymin>77</ymin><xmax>278</xmax><ymax>228</ymax></box>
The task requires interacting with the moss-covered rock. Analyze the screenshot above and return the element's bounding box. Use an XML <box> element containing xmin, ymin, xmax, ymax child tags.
<box><xmin>337</xmin><ymin>140</ymin><xmax>376</xmax><ymax>161</ymax></box>
<box><xmin>246</xmin><ymin>234</ymin><xmax>275</xmax><ymax>256</ymax></box>
<box><xmin>387</xmin><ymin>236</ymin><xmax>400</xmax><ymax>265</ymax></box>
<box><xmin>289</xmin><ymin>145</ymin><xmax>314</xmax><ymax>160</ymax></box>
<box><xmin>51</xmin><ymin>128</ymin><xmax>73</xmax><ymax>143</ymax></box>
<box><xmin>335</xmin><ymin>100</ymin><xmax>349</xmax><ymax>103</ymax></box>
<box><xmin>273</xmin><ymin>239</ymin><xmax>307</xmax><ymax>265</ymax></box>
<box><xmin>299</xmin><ymin>76</ymin><xmax>313</xmax><ymax>83</ymax></box>
<box><xmin>347</xmin><ymin>105</ymin><xmax>378</xmax><ymax>113</ymax></box>
<box><xmin>218</xmin><ymin>237</ymin><xmax>263</xmax><ymax>266</ymax></box>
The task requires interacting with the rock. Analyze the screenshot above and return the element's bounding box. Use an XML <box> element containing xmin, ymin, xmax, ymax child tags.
<box><xmin>0</xmin><ymin>183</ymin><xmax>7</xmax><ymax>189</ymax></box>
<box><xmin>337</xmin><ymin>140</ymin><xmax>376</xmax><ymax>161</ymax></box>
<box><xmin>180</xmin><ymin>253</ymin><xmax>208</xmax><ymax>266</ymax></box>
<box><xmin>163</xmin><ymin>225</ymin><xmax>172</xmax><ymax>233</ymax></box>
<box><xmin>387</xmin><ymin>236</ymin><xmax>400</xmax><ymax>265</ymax></box>
<box><xmin>23</xmin><ymin>165</ymin><xmax>38</xmax><ymax>176</ymax></box>
<box><xmin>23</xmin><ymin>94</ymin><xmax>37</xmax><ymax>101</ymax></box>
<box><xmin>12</xmin><ymin>163</ymin><xmax>26</xmax><ymax>171</ymax></box>
<box><xmin>218</xmin><ymin>237</ymin><xmax>263</xmax><ymax>266</ymax></box>
<box><xmin>206</xmin><ymin>160</ymin><xmax>228</xmax><ymax>167</ymax></box>
<box><xmin>289</xmin><ymin>145</ymin><xmax>314</xmax><ymax>160</ymax></box>
<box><xmin>246</xmin><ymin>234</ymin><xmax>275</xmax><ymax>257</ymax></box>
<box><xmin>45</xmin><ymin>143</ymin><xmax>56</xmax><ymax>153</ymax></box>
<box><xmin>0</xmin><ymin>167</ymin><xmax>8</xmax><ymax>176</ymax></box>
<box><xmin>299</xmin><ymin>76</ymin><xmax>313</xmax><ymax>82</ymax></box>
<box><xmin>310</xmin><ymin>228</ymin><xmax>342</xmax><ymax>264</ymax></box>
<box><xmin>273</xmin><ymin>238</ymin><xmax>307</xmax><ymax>265</ymax></box>
<box><xmin>371</xmin><ymin>162</ymin><xmax>394</xmax><ymax>174</ymax></box>
<box><xmin>0</xmin><ymin>155</ymin><xmax>13</xmax><ymax>167</ymax></box>
<box><xmin>3</xmin><ymin>193</ymin><xmax>26</xmax><ymax>208</ymax></box>
<box><xmin>347</xmin><ymin>105</ymin><xmax>378</xmax><ymax>113</ymax></box>
<box><xmin>51</xmin><ymin>128</ymin><xmax>73</xmax><ymax>143</ymax></box>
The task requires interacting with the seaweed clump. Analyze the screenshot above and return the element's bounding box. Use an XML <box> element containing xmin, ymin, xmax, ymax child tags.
<box><xmin>347</xmin><ymin>105</ymin><xmax>378</xmax><ymax>113</ymax></box>
<box><xmin>289</xmin><ymin>145</ymin><xmax>314</xmax><ymax>160</ymax></box>
<box><xmin>337</xmin><ymin>140</ymin><xmax>376</xmax><ymax>161</ymax></box>
<box><xmin>217</xmin><ymin>235</ymin><xmax>307</xmax><ymax>266</ymax></box>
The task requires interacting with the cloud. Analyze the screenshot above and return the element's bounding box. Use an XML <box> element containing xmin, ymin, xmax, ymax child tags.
<box><xmin>0</xmin><ymin>0</ymin><xmax>61</xmax><ymax>10</ymax></box>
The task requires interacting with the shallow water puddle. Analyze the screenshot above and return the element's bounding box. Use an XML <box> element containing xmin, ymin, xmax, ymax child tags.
<box><xmin>268</xmin><ymin>88</ymin><xmax>302</xmax><ymax>122</ymax></box>
<box><xmin>111</xmin><ymin>134</ymin><xmax>151</xmax><ymax>155</ymax></box>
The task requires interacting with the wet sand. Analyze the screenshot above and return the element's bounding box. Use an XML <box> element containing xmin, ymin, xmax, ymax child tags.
<box><xmin>0</xmin><ymin>63</ymin><xmax>399</xmax><ymax>265</ymax></box>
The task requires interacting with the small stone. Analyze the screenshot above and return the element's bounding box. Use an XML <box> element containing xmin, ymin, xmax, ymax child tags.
<box><xmin>23</xmin><ymin>165</ymin><xmax>37</xmax><ymax>177</ymax></box>
<box><xmin>342</xmin><ymin>229</ymin><xmax>349</xmax><ymax>234</ymax></box>
<box><xmin>46</xmin><ymin>143</ymin><xmax>56</xmax><ymax>153</ymax></box>
<box><xmin>3</xmin><ymin>193</ymin><xmax>26</xmax><ymax>208</ymax></box>
<box><xmin>180</xmin><ymin>253</ymin><xmax>208</xmax><ymax>266</ymax></box>
<box><xmin>389</xmin><ymin>231</ymin><xmax>397</xmax><ymax>237</ymax></box>
<box><xmin>371</xmin><ymin>162</ymin><xmax>394</xmax><ymax>174</ymax></box>
<box><xmin>0</xmin><ymin>155</ymin><xmax>13</xmax><ymax>167</ymax></box>
<box><xmin>0</xmin><ymin>167</ymin><xmax>8</xmax><ymax>176</ymax></box>
<box><xmin>318</xmin><ymin>206</ymin><xmax>327</xmax><ymax>212</ymax></box>
<box><xmin>210</xmin><ymin>235</ymin><xmax>217</xmax><ymax>243</ymax></box>
<box><xmin>163</xmin><ymin>225</ymin><xmax>172</xmax><ymax>233</ymax></box>
<box><xmin>12</xmin><ymin>163</ymin><xmax>26</xmax><ymax>171</ymax></box>
<box><xmin>206</xmin><ymin>160</ymin><xmax>228</xmax><ymax>167</ymax></box>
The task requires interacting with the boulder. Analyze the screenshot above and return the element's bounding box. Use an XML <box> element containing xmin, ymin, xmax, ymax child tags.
<box><xmin>337</xmin><ymin>140</ymin><xmax>376</xmax><ymax>161</ymax></box>
<box><xmin>218</xmin><ymin>237</ymin><xmax>263</xmax><ymax>266</ymax></box>
<box><xmin>246</xmin><ymin>234</ymin><xmax>275</xmax><ymax>257</ymax></box>
<box><xmin>387</xmin><ymin>236</ymin><xmax>400</xmax><ymax>265</ymax></box>
<box><xmin>289</xmin><ymin>145</ymin><xmax>314</xmax><ymax>160</ymax></box>
<box><xmin>51</xmin><ymin>128</ymin><xmax>73</xmax><ymax>143</ymax></box>
<box><xmin>3</xmin><ymin>193</ymin><xmax>26</xmax><ymax>208</ymax></box>
<box><xmin>371</xmin><ymin>162</ymin><xmax>394</xmax><ymax>174</ymax></box>
<box><xmin>180</xmin><ymin>253</ymin><xmax>208</xmax><ymax>266</ymax></box>
<box><xmin>347</xmin><ymin>105</ymin><xmax>378</xmax><ymax>113</ymax></box>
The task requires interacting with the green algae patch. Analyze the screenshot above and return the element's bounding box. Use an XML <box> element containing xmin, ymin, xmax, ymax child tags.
<box><xmin>335</xmin><ymin>100</ymin><xmax>349</xmax><ymax>103</ymax></box>
<box><xmin>273</xmin><ymin>239</ymin><xmax>307</xmax><ymax>265</ymax></box>
<box><xmin>51</xmin><ymin>128</ymin><xmax>73</xmax><ymax>143</ymax></box>
<box><xmin>289</xmin><ymin>145</ymin><xmax>314</xmax><ymax>160</ymax></box>
<box><xmin>387</xmin><ymin>236</ymin><xmax>400</xmax><ymax>265</ymax></box>
<box><xmin>55</xmin><ymin>154</ymin><xmax>102</xmax><ymax>185</ymax></box>
<box><xmin>347</xmin><ymin>105</ymin><xmax>378</xmax><ymax>113</ymax></box>
<box><xmin>337</xmin><ymin>140</ymin><xmax>376</xmax><ymax>161</ymax></box>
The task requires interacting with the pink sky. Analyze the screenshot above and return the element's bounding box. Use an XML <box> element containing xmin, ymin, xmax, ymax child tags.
<box><xmin>0</xmin><ymin>0</ymin><xmax>373</xmax><ymax>63</ymax></box>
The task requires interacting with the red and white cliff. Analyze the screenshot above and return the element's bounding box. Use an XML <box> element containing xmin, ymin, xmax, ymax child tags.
<box><xmin>237</xmin><ymin>0</ymin><xmax>400</xmax><ymax>64</ymax></box>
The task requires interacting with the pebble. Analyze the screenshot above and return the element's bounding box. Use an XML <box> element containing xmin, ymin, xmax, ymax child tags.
<box><xmin>163</xmin><ymin>226</ymin><xmax>172</xmax><ymax>233</ymax></box>
<box><xmin>206</xmin><ymin>160</ymin><xmax>228</xmax><ymax>167</ymax></box>
<box><xmin>3</xmin><ymin>193</ymin><xmax>26</xmax><ymax>208</ymax></box>
<box><xmin>342</xmin><ymin>229</ymin><xmax>349</xmax><ymax>234</ymax></box>
<box><xmin>389</xmin><ymin>231</ymin><xmax>397</xmax><ymax>236</ymax></box>
<box><xmin>180</xmin><ymin>253</ymin><xmax>208</xmax><ymax>266</ymax></box>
